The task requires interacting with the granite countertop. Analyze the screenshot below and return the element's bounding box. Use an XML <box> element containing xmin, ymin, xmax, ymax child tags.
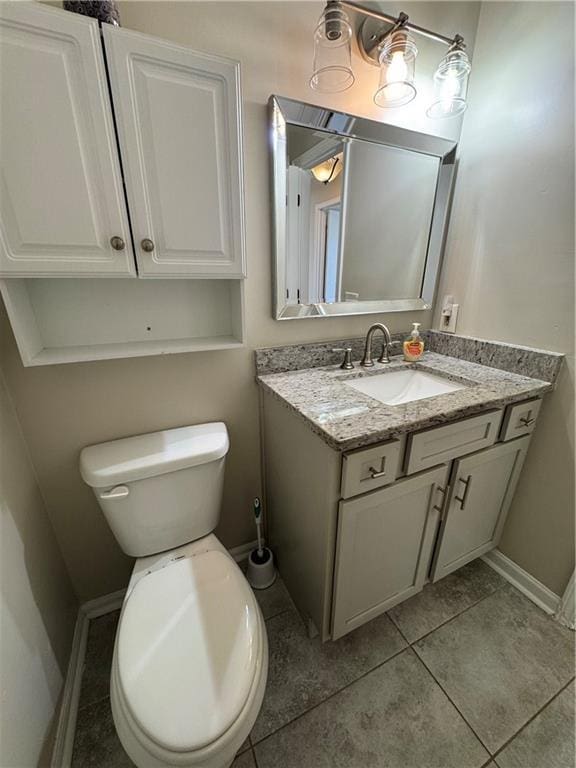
<box><xmin>256</xmin><ymin>352</ymin><xmax>554</xmax><ymax>452</ymax></box>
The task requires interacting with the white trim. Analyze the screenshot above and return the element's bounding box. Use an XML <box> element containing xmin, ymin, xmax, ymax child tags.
<box><xmin>555</xmin><ymin>570</ymin><xmax>576</xmax><ymax>630</ymax></box>
<box><xmin>229</xmin><ymin>539</ymin><xmax>258</xmax><ymax>563</ymax></box>
<box><xmin>50</xmin><ymin>611</ymin><xmax>89</xmax><ymax>768</ymax></box>
<box><xmin>482</xmin><ymin>549</ymin><xmax>561</xmax><ymax>615</ymax></box>
<box><xmin>82</xmin><ymin>588</ymin><xmax>126</xmax><ymax>619</ymax></box>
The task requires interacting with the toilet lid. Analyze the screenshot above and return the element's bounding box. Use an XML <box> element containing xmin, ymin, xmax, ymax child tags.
<box><xmin>117</xmin><ymin>550</ymin><xmax>260</xmax><ymax>753</ymax></box>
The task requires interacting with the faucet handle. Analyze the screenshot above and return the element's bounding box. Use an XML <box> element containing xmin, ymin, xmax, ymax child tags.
<box><xmin>332</xmin><ymin>347</ymin><xmax>354</xmax><ymax>370</ymax></box>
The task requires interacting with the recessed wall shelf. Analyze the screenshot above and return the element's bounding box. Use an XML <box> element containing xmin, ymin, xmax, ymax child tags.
<box><xmin>0</xmin><ymin>278</ymin><xmax>245</xmax><ymax>366</ymax></box>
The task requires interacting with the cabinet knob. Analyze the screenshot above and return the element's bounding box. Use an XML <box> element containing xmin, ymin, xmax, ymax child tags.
<box><xmin>141</xmin><ymin>238</ymin><xmax>155</xmax><ymax>252</ymax></box>
<box><xmin>110</xmin><ymin>236</ymin><xmax>125</xmax><ymax>251</ymax></box>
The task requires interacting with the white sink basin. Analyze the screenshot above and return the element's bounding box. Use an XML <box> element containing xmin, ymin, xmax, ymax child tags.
<box><xmin>345</xmin><ymin>368</ymin><xmax>466</xmax><ymax>406</ymax></box>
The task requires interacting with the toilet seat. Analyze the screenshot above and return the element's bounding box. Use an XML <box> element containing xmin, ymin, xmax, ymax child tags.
<box><xmin>111</xmin><ymin>544</ymin><xmax>268</xmax><ymax>768</ymax></box>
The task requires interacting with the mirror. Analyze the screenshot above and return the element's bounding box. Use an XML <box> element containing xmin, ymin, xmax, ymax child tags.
<box><xmin>270</xmin><ymin>96</ymin><xmax>457</xmax><ymax>320</ymax></box>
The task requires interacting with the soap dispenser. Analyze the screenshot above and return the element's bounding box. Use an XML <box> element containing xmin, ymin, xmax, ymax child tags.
<box><xmin>403</xmin><ymin>322</ymin><xmax>425</xmax><ymax>362</ymax></box>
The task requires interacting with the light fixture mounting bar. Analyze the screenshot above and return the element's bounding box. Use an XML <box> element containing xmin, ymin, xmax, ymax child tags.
<box><xmin>340</xmin><ymin>0</ymin><xmax>460</xmax><ymax>48</ymax></box>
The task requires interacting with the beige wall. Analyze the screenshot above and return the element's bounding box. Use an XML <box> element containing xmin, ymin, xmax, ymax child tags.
<box><xmin>434</xmin><ymin>1</ymin><xmax>575</xmax><ymax>595</ymax></box>
<box><xmin>0</xmin><ymin>1</ymin><xmax>480</xmax><ymax>601</ymax></box>
<box><xmin>0</xmin><ymin>372</ymin><xmax>77</xmax><ymax>767</ymax></box>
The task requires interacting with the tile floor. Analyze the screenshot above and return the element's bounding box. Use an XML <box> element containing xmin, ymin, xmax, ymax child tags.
<box><xmin>71</xmin><ymin>559</ymin><xmax>575</xmax><ymax>768</ymax></box>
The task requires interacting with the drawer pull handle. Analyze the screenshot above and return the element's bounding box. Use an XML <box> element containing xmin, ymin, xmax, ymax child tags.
<box><xmin>369</xmin><ymin>465</ymin><xmax>387</xmax><ymax>479</ymax></box>
<box><xmin>519</xmin><ymin>415</ymin><xmax>535</xmax><ymax>427</ymax></box>
<box><xmin>433</xmin><ymin>485</ymin><xmax>447</xmax><ymax>513</ymax></box>
<box><xmin>455</xmin><ymin>475</ymin><xmax>472</xmax><ymax>510</ymax></box>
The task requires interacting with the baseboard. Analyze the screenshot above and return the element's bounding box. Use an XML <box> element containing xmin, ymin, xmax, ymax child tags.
<box><xmin>482</xmin><ymin>549</ymin><xmax>561</xmax><ymax>615</ymax></box>
<box><xmin>229</xmin><ymin>539</ymin><xmax>258</xmax><ymax>563</ymax></box>
<box><xmin>81</xmin><ymin>588</ymin><xmax>127</xmax><ymax>619</ymax></box>
<box><xmin>555</xmin><ymin>571</ymin><xmax>576</xmax><ymax>630</ymax></box>
<box><xmin>50</xmin><ymin>610</ymin><xmax>89</xmax><ymax>768</ymax></box>
<box><xmin>50</xmin><ymin>540</ymin><xmax>260</xmax><ymax>766</ymax></box>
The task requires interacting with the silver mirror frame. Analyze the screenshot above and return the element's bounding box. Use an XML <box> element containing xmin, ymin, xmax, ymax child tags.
<box><xmin>269</xmin><ymin>95</ymin><xmax>458</xmax><ymax>321</ymax></box>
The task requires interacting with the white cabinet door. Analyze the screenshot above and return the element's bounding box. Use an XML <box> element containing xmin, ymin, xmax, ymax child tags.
<box><xmin>0</xmin><ymin>3</ymin><xmax>134</xmax><ymax>277</ymax></box>
<box><xmin>431</xmin><ymin>436</ymin><xmax>531</xmax><ymax>582</ymax></box>
<box><xmin>332</xmin><ymin>465</ymin><xmax>449</xmax><ymax>640</ymax></box>
<box><xmin>103</xmin><ymin>26</ymin><xmax>246</xmax><ymax>278</ymax></box>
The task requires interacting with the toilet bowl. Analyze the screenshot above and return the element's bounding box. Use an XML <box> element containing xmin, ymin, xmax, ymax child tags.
<box><xmin>80</xmin><ymin>423</ymin><xmax>268</xmax><ymax>768</ymax></box>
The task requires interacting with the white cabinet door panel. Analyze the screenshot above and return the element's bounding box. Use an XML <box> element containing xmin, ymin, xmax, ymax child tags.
<box><xmin>332</xmin><ymin>465</ymin><xmax>449</xmax><ymax>640</ymax></box>
<box><xmin>103</xmin><ymin>26</ymin><xmax>245</xmax><ymax>277</ymax></box>
<box><xmin>431</xmin><ymin>436</ymin><xmax>531</xmax><ymax>582</ymax></box>
<box><xmin>0</xmin><ymin>3</ymin><xmax>134</xmax><ymax>276</ymax></box>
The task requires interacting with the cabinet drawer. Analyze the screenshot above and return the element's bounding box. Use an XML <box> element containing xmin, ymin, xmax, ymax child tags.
<box><xmin>341</xmin><ymin>439</ymin><xmax>402</xmax><ymax>499</ymax></box>
<box><xmin>406</xmin><ymin>410</ymin><xmax>503</xmax><ymax>475</ymax></box>
<box><xmin>500</xmin><ymin>398</ymin><xmax>542</xmax><ymax>442</ymax></box>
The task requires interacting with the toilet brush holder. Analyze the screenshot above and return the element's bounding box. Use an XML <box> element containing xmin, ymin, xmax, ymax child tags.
<box><xmin>246</xmin><ymin>547</ymin><xmax>276</xmax><ymax>590</ymax></box>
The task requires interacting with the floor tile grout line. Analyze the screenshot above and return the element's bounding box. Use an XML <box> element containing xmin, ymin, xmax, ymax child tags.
<box><xmin>263</xmin><ymin>607</ymin><xmax>293</xmax><ymax>624</ymax></box>
<box><xmin>251</xmin><ymin>643</ymin><xmax>410</xmax><ymax>747</ymax></box>
<box><xmin>76</xmin><ymin>692</ymin><xmax>112</xmax><ymax>715</ymax></box>
<box><xmin>489</xmin><ymin>675</ymin><xmax>576</xmax><ymax>763</ymax></box>
<box><xmin>412</xmin><ymin>647</ymin><xmax>493</xmax><ymax>760</ymax></box>
<box><xmin>250</xmin><ymin>743</ymin><xmax>259</xmax><ymax>767</ymax></box>
<box><xmin>252</xmin><ymin>580</ymin><xmax>507</xmax><ymax>749</ymax></box>
<box><xmin>412</xmin><ymin>587</ymin><xmax>575</xmax><ymax>758</ymax></box>
<box><xmin>403</xmin><ymin>581</ymin><xmax>507</xmax><ymax>647</ymax></box>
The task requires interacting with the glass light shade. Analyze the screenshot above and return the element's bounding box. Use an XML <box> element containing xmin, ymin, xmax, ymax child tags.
<box><xmin>374</xmin><ymin>29</ymin><xmax>418</xmax><ymax>108</ymax></box>
<box><xmin>427</xmin><ymin>47</ymin><xmax>471</xmax><ymax>119</ymax></box>
<box><xmin>311</xmin><ymin>153</ymin><xmax>343</xmax><ymax>183</ymax></box>
<box><xmin>310</xmin><ymin>2</ymin><xmax>355</xmax><ymax>93</ymax></box>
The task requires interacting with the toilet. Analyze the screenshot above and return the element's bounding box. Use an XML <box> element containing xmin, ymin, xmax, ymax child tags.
<box><xmin>80</xmin><ymin>422</ymin><xmax>268</xmax><ymax>768</ymax></box>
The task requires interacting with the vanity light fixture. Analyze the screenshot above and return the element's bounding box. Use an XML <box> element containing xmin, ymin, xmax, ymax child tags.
<box><xmin>310</xmin><ymin>0</ymin><xmax>471</xmax><ymax>118</ymax></box>
<box><xmin>374</xmin><ymin>27</ymin><xmax>418</xmax><ymax>108</ymax></box>
<box><xmin>310</xmin><ymin>153</ymin><xmax>343</xmax><ymax>184</ymax></box>
<box><xmin>426</xmin><ymin>36</ymin><xmax>471</xmax><ymax>119</ymax></box>
<box><xmin>310</xmin><ymin>0</ymin><xmax>355</xmax><ymax>93</ymax></box>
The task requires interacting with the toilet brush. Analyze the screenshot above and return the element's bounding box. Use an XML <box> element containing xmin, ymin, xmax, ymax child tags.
<box><xmin>246</xmin><ymin>498</ymin><xmax>276</xmax><ymax>589</ymax></box>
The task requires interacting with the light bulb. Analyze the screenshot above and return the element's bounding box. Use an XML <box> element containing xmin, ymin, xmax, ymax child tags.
<box><xmin>427</xmin><ymin>44</ymin><xmax>471</xmax><ymax>119</ymax></box>
<box><xmin>374</xmin><ymin>29</ymin><xmax>418</xmax><ymax>108</ymax></box>
<box><xmin>385</xmin><ymin>51</ymin><xmax>409</xmax><ymax>103</ymax></box>
<box><xmin>387</xmin><ymin>51</ymin><xmax>408</xmax><ymax>83</ymax></box>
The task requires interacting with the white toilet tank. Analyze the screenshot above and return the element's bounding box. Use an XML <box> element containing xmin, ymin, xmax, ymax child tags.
<box><xmin>80</xmin><ymin>423</ymin><xmax>229</xmax><ymax>557</ymax></box>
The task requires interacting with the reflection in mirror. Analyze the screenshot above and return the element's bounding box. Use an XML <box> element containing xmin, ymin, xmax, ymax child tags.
<box><xmin>271</xmin><ymin>96</ymin><xmax>457</xmax><ymax>320</ymax></box>
<box><xmin>286</xmin><ymin>124</ymin><xmax>345</xmax><ymax>306</ymax></box>
<box><xmin>340</xmin><ymin>141</ymin><xmax>439</xmax><ymax>302</ymax></box>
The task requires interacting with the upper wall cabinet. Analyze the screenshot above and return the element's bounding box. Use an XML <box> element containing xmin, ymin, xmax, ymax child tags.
<box><xmin>0</xmin><ymin>4</ymin><xmax>246</xmax><ymax>364</ymax></box>
<box><xmin>0</xmin><ymin>3</ymin><xmax>134</xmax><ymax>277</ymax></box>
<box><xmin>103</xmin><ymin>26</ymin><xmax>246</xmax><ymax>278</ymax></box>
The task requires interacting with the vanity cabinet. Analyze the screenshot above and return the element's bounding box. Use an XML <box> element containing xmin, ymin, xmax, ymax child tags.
<box><xmin>0</xmin><ymin>3</ymin><xmax>246</xmax><ymax>364</ymax></box>
<box><xmin>263</xmin><ymin>394</ymin><xmax>538</xmax><ymax>642</ymax></box>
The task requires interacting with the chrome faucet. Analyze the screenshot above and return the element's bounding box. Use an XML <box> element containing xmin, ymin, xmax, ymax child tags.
<box><xmin>361</xmin><ymin>323</ymin><xmax>394</xmax><ymax>367</ymax></box>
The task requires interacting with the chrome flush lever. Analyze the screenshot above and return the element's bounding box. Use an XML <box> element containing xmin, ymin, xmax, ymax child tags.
<box><xmin>98</xmin><ymin>485</ymin><xmax>130</xmax><ymax>500</ymax></box>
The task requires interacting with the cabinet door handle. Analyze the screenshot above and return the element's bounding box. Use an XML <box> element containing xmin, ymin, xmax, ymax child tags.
<box><xmin>110</xmin><ymin>236</ymin><xmax>125</xmax><ymax>251</ymax></box>
<box><xmin>141</xmin><ymin>238</ymin><xmax>155</xmax><ymax>252</ymax></box>
<box><xmin>433</xmin><ymin>485</ymin><xmax>447</xmax><ymax>513</ymax></box>
<box><xmin>455</xmin><ymin>475</ymin><xmax>472</xmax><ymax>510</ymax></box>
<box><xmin>369</xmin><ymin>465</ymin><xmax>387</xmax><ymax>479</ymax></box>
